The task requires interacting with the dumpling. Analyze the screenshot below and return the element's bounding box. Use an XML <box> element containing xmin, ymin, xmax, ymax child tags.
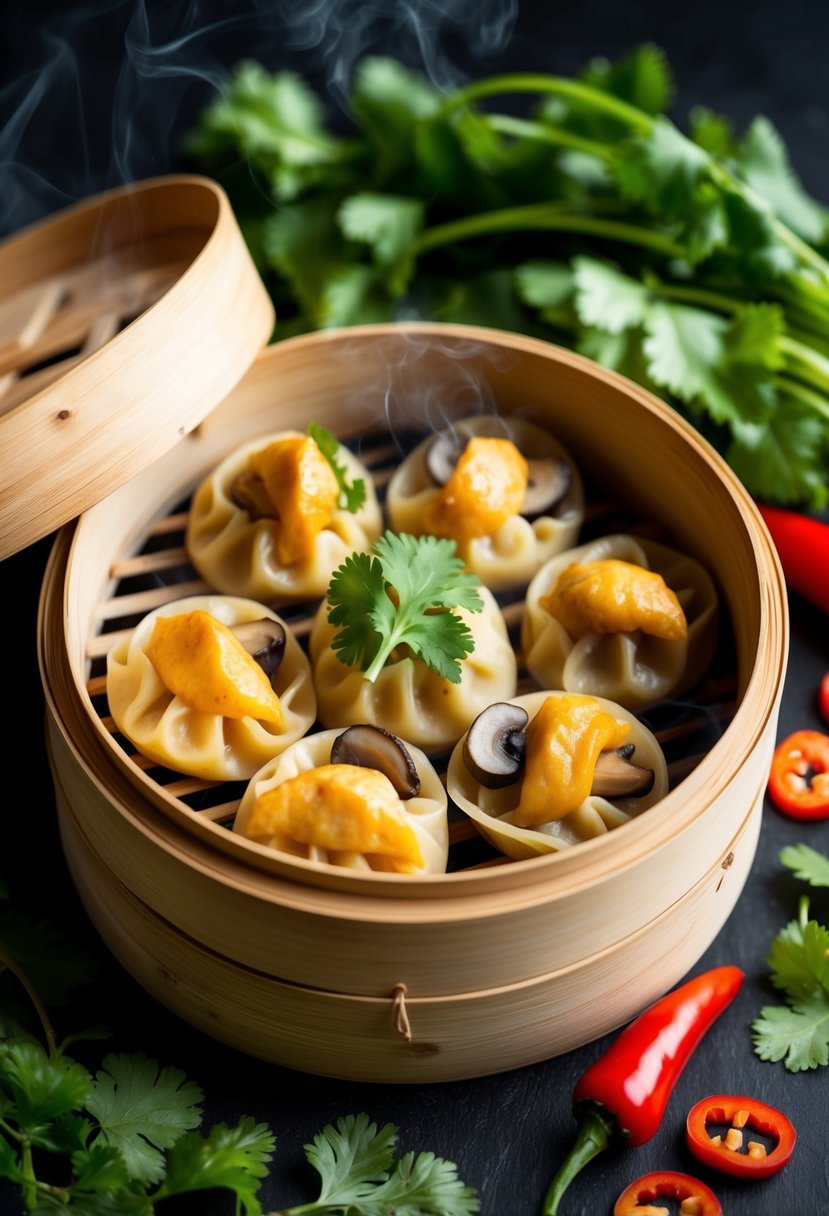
<box><xmin>107</xmin><ymin>594</ymin><xmax>316</xmax><ymax>781</ymax></box>
<box><xmin>521</xmin><ymin>534</ymin><xmax>719</xmax><ymax>710</ymax></box>
<box><xmin>309</xmin><ymin>584</ymin><xmax>518</xmax><ymax>754</ymax></box>
<box><xmin>385</xmin><ymin>414</ymin><xmax>585</xmax><ymax>590</ymax></box>
<box><xmin>233</xmin><ymin>725</ymin><xmax>448</xmax><ymax>874</ymax></box>
<box><xmin>186</xmin><ymin>428</ymin><xmax>383</xmax><ymax>602</ymax></box>
<box><xmin>447</xmin><ymin>691</ymin><xmax>669</xmax><ymax>860</ymax></box>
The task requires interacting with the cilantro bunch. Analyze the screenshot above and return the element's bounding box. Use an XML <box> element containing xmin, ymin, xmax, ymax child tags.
<box><xmin>0</xmin><ymin>897</ymin><xmax>479</xmax><ymax>1214</ymax></box>
<box><xmin>752</xmin><ymin>844</ymin><xmax>829</xmax><ymax>1072</ymax></box>
<box><xmin>187</xmin><ymin>46</ymin><xmax>829</xmax><ymax>511</ymax></box>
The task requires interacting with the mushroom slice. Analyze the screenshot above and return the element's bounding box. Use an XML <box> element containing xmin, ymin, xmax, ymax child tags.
<box><xmin>424</xmin><ymin>430</ymin><xmax>468</xmax><ymax>485</ymax></box>
<box><xmin>521</xmin><ymin>457</ymin><xmax>572</xmax><ymax>517</ymax></box>
<box><xmin>229</xmin><ymin>618</ymin><xmax>286</xmax><ymax>678</ymax></box>
<box><xmin>330</xmin><ymin>724</ymin><xmax>421</xmax><ymax>799</ymax></box>
<box><xmin>591</xmin><ymin>747</ymin><xmax>655</xmax><ymax>799</ymax></box>
<box><xmin>230</xmin><ymin>471</ymin><xmax>276</xmax><ymax>521</ymax></box>
<box><xmin>463</xmin><ymin>702</ymin><xmax>529</xmax><ymax>789</ymax></box>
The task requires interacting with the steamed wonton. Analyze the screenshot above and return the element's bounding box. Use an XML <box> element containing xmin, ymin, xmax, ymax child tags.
<box><xmin>447</xmin><ymin>690</ymin><xmax>668</xmax><ymax>860</ymax></box>
<box><xmin>234</xmin><ymin>728</ymin><xmax>449</xmax><ymax>874</ymax></box>
<box><xmin>386</xmin><ymin>415</ymin><xmax>584</xmax><ymax>591</ymax></box>
<box><xmin>186</xmin><ymin>430</ymin><xmax>383</xmax><ymax>602</ymax></box>
<box><xmin>309</xmin><ymin>585</ymin><xmax>518</xmax><ymax>753</ymax></box>
<box><xmin>107</xmin><ymin>594</ymin><xmax>316</xmax><ymax>781</ymax></box>
<box><xmin>521</xmin><ymin>534</ymin><xmax>718</xmax><ymax>710</ymax></box>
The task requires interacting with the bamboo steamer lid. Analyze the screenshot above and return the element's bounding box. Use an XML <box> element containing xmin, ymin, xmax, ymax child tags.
<box><xmin>0</xmin><ymin>175</ymin><xmax>274</xmax><ymax>560</ymax></box>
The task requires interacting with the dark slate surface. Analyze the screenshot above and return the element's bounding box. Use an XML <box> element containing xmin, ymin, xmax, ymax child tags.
<box><xmin>2</xmin><ymin>2</ymin><xmax>829</xmax><ymax>1213</ymax></box>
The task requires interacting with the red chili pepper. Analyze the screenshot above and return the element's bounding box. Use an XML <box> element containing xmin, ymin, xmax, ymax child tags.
<box><xmin>613</xmin><ymin>1170</ymin><xmax>721</xmax><ymax>1216</ymax></box>
<box><xmin>757</xmin><ymin>504</ymin><xmax>829</xmax><ymax>615</ymax></box>
<box><xmin>767</xmin><ymin>729</ymin><xmax>829</xmax><ymax>821</ymax></box>
<box><xmin>686</xmin><ymin>1094</ymin><xmax>796</xmax><ymax>1179</ymax></box>
<box><xmin>540</xmin><ymin>965</ymin><xmax>744</xmax><ymax>1215</ymax></box>
<box><xmin>819</xmin><ymin>672</ymin><xmax>829</xmax><ymax>728</ymax></box>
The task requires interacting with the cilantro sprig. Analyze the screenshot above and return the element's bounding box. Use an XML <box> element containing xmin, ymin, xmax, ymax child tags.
<box><xmin>308</xmin><ymin>421</ymin><xmax>367</xmax><ymax>513</ymax></box>
<box><xmin>0</xmin><ymin>899</ymin><xmax>479</xmax><ymax>1214</ymax></box>
<box><xmin>189</xmin><ymin>45</ymin><xmax>829</xmax><ymax>511</ymax></box>
<box><xmin>326</xmin><ymin>530</ymin><xmax>484</xmax><ymax>684</ymax></box>
<box><xmin>751</xmin><ymin>845</ymin><xmax>829</xmax><ymax>1071</ymax></box>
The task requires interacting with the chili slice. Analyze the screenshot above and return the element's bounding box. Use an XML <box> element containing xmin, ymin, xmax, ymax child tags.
<box><xmin>686</xmin><ymin>1094</ymin><xmax>796</xmax><ymax>1179</ymax></box>
<box><xmin>767</xmin><ymin>729</ymin><xmax>829</xmax><ymax>821</ymax></box>
<box><xmin>614</xmin><ymin>1170</ymin><xmax>721</xmax><ymax>1216</ymax></box>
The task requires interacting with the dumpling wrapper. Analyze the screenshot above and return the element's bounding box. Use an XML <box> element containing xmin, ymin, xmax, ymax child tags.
<box><xmin>107</xmin><ymin>594</ymin><xmax>317</xmax><ymax>781</ymax></box>
<box><xmin>309</xmin><ymin>584</ymin><xmax>518</xmax><ymax>754</ymax></box>
<box><xmin>521</xmin><ymin>534</ymin><xmax>719</xmax><ymax>711</ymax></box>
<box><xmin>447</xmin><ymin>690</ymin><xmax>669</xmax><ymax>860</ymax></box>
<box><xmin>386</xmin><ymin>415</ymin><xmax>585</xmax><ymax>591</ymax></box>
<box><xmin>233</xmin><ymin>729</ymin><xmax>449</xmax><ymax>874</ymax></box>
<box><xmin>186</xmin><ymin>430</ymin><xmax>383</xmax><ymax>602</ymax></box>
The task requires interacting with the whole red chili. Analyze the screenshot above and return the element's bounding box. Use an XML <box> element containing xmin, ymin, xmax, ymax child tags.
<box><xmin>757</xmin><ymin>504</ymin><xmax>829</xmax><ymax>615</ymax></box>
<box><xmin>767</xmin><ymin>729</ymin><xmax>829</xmax><ymax>821</ymax></box>
<box><xmin>540</xmin><ymin>965</ymin><xmax>744</xmax><ymax>1215</ymax></box>
<box><xmin>686</xmin><ymin>1094</ymin><xmax>796</xmax><ymax>1179</ymax></box>
<box><xmin>613</xmin><ymin>1170</ymin><xmax>721</xmax><ymax>1216</ymax></box>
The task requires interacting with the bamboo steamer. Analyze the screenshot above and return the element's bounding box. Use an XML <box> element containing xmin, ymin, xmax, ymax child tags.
<box><xmin>35</xmin><ymin>309</ymin><xmax>789</xmax><ymax>1082</ymax></box>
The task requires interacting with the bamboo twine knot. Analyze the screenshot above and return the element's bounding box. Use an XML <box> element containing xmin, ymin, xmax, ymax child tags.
<box><xmin>391</xmin><ymin>982</ymin><xmax>412</xmax><ymax>1042</ymax></box>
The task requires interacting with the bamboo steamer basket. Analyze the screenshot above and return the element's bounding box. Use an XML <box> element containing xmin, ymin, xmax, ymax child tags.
<box><xmin>33</xmin><ymin>304</ymin><xmax>788</xmax><ymax>1082</ymax></box>
<box><xmin>10</xmin><ymin>178</ymin><xmax>787</xmax><ymax>1082</ymax></box>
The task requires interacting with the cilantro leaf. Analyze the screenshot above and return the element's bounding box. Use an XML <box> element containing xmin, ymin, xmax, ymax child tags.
<box><xmin>727</xmin><ymin>392</ymin><xmax>829</xmax><ymax>512</ymax></box>
<box><xmin>305</xmin><ymin>1113</ymin><xmax>396</xmax><ymax>1204</ymax></box>
<box><xmin>263</xmin><ymin>195</ymin><xmax>350</xmax><ymax>323</ymax></box>
<box><xmin>308</xmin><ymin>422</ymin><xmax>366</xmax><ymax>512</ymax></box>
<box><xmin>767</xmin><ymin>914</ymin><xmax>829</xmax><ymax>1001</ymax></box>
<box><xmin>159</xmin><ymin>1117</ymin><xmax>275</xmax><ymax>1215</ymax></box>
<box><xmin>781</xmin><ymin>843</ymin><xmax>829</xmax><ymax>887</ymax></box>
<box><xmin>185</xmin><ymin>62</ymin><xmax>351</xmax><ymax>201</ymax></box>
<box><xmin>327</xmin><ymin>531</ymin><xmax>483</xmax><ymax>684</ymax></box>
<box><xmin>736</xmin><ymin>116</ymin><xmax>829</xmax><ymax>245</ymax></box>
<box><xmin>70</xmin><ymin>1142</ymin><xmax>133</xmax><ymax>1193</ymax></box>
<box><xmin>0</xmin><ymin>1039</ymin><xmax>91</xmax><ymax>1137</ymax></box>
<box><xmin>337</xmin><ymin>193</ymin><xmax>424</xmax><ymax>296</ymax></box>
<box><xmin>318</xmin><ymin>264</ymin><xmax>396</xmax><ymax>328</ymax></box>
<box><xmin>361</xmin><ymin>1149</ymin><xmax>481</xmax><ymax>1215</ymax></box>
<box><xmin>751</xmin><ymin>993</ymin><xmax>829</xmax><ymax>1071</ymax></box>
<box><xmin>86</xmin><ymin>1054</ymin><xmax>203</xmax><ymax>1187</ymax></box>
<box><xmin>350</xmin><ymin>57</ymin><xmax>440</xmax><ymax>170</ymax></box>
<box><xmin>572</xmin><ymin>256</ymin><xmax>648</xmax><ymax>334</ymax></box>
<box><xmin>580</xmin><ymin>43</ymin><xmax>674</xmax><ymax>117</ymax></box>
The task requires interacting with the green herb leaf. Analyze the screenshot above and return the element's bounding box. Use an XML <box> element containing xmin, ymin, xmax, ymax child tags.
<box><xmin>781</xmin><ymin>843</ymin><xmax>829</xmax><ymax>887</ymax></box>
<box><xmin>263</xmin><ymin>196</ymin><xmax>350</xmax><ymax>322</ymax></box>
<box><xmin>572</xmin><ymin>256</ymin><xmax>649</xmax><ymax>334</ymax></box>
<box><xmin>308</xmin><ymin>422</ymin><xmax>367</xmax><ymax>513</ymax></box>
<box><xmin>305</xmin><ymin>1113</ymin><xmax>397</xmax><ymax>1205</ymax></box>
<box><xmin>767</xmin><ymin>913</ymin><xmax>829</xmax><ymax>1001</ymax></box>
<box><xmin>580</xmin><ymin>43</ymin><xmax>674</xmax><ymax>116</ymax></box>
<box><xmin>726</xmin><ymin>394</ymin><xmax>829</xmax><ymax>512</ymax></box>
<box><xmin>360</xmin><ymin>1148</ymin><xmax>481</xmax><ymax>1215</ymax></box>
<box><xmin>350</xmin><ymin>57</ymin><xmax>440</xmax><ymax>168</ymax></box>
<box><xmin>318</xmin><ymin>265</ymin><xmax>396</xmax><ymax>328</ymax></box>
<box><xmin>751</xmin><ymin>992</ymin><xmax>829</xmax><ymax>1071</ymax></box>
<box><xmin>86</xmin><ymin>1054</ymin><xmax>203</xmax><ymax>1187</ymax></box>
<box><xmin>0</xmin><ymin>1039</ymin><xmax>91</xmax><ymax>1136</ymax></box>
<box><xmin>337</xmin><ymin>193</ymin><xmax>424</xmax><ymax>296</ymax></box>
<box><xmin>736</xmin><ymin>116</ymin><xmax>829</xmax><ymax>245</ymax></box>
<box><xmin>70</xmin><ymin>1142</ymin><xmax>133</xmax><ymax>1193</ymax></box>
<box><xmin>159</xmin><ymin>1117</ymin><xmax>275</xmax><ymax>1215</ymax></box>
<box><xmin>327</xmin><ymin>531</ymin><xmax>483</xmax><ymax>684</ymax></box>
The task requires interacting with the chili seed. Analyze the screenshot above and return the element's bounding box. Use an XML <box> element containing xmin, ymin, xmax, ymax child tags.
<box><xmin>747</xmin><ymin>1140</ymin><xmax>768</xmax><ymax>1159</ymax></box>
<box><xmin>733</xmin><ymin>1109</ymin><xmax>750</xmax><ymax>1128</ymax></box>
<box><xmin>725</xmin><ymin>1127</ymin><xmax>743</xmax><ymax>1151</ymax></box>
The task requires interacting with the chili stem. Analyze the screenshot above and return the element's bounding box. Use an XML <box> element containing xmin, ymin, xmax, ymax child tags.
<box><xmin>540</xmin><ymin>1108</ymin><xmax>617</xmax><ymax>1216</ymax></box>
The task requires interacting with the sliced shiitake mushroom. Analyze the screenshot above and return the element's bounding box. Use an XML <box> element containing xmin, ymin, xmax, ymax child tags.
<box><xmin>425</xmin><ymin>430</ymin><xmax>467</xmax><ymax>485</ymax></box>
<box><xmin>425</xmin><ymin>430</ymin><xmax>572</xmax><ymax>517</ymax></box>
<box><xmin>463</xmin><ymin>704</ymin><xmax>654</xmax><ymax>797</ymax></box>
<box><xmin>463</xmin><ymin>702</ymin><xmax>529</xmax><ymax>788</ymax></box>
<box><xmin>230</xmin><ymin>471</ymin><xmax>276</xmax><ymax>521</ymax></box>
<box><xmin>522</xmin><ymin>457</ymin><xmax>572</xmax><ymax>517</ymax></box>
<box><xmin>330</xmin><ymin>724</ymin><xmax>421</xmax><ymax>799</ymax></box>
<box><xmin>591</xmin><ymin>747</ymin><xmax>655</xmax><ymax>799</ymax></box>
<box><xmin>229</xmin><ymin>618</ymin><xmax>286</xmax><ymax>678</ymax></box>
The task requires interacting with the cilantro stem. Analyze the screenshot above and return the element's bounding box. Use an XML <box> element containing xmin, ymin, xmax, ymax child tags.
<box><xmin>0</xmin><ymin>947</ymin><xmax>57</xmax><ymax>1057</ymax></box>
<box><xmin>780</xmin><ymin>336</ymin><xmax>829</xmax><ymax>396</ymax></box>
<box><xmin>437</xmin><ymin>73</ymin><xmax>653</xmax><ymax>134</ymax></box>
<box><xmin>414</xmin><ymin>204</ymin><xmax>682</xmax><ymax>258</ymax></box>
<box><xmin>776</xmin><ymin>376</ymin><xmax>829</xmax><ymax>424</ymax></box>
<box><xmin>486</xmin><ymin>113</ymin><xmax>613</xmax><ymax>161</ymax></box>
